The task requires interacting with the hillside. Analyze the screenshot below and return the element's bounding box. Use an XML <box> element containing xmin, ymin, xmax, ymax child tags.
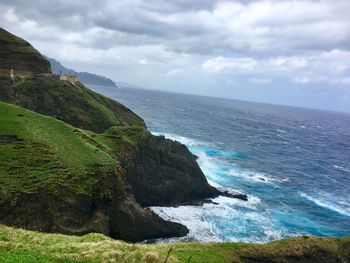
<box><xmin>0</xmin><ymin>76</ymin><xmax>144</xmax><ymax>133</ymax></box>
<box><xmin>0</xmin><ymin>28</ymin><xmax>51</xmax><ymax>74</ymax></box>
<box><xmin>0</xmin><ymin>101</ymin><xmax>188</xmax><ymax>241</ymax></box>
<box><xmin>0</xmin><ymin>225</ymin><xmax>349</xmax><ymax>263</ymax></box>
<box><xmin>47</xmin><ymin>56</ymin><xmax>117</xmax><ymax>87</ymax></box>
<box><xmin>0</xmin><ymin>75</ymin><xmax>221</xmax><ymax>205</ymax></box>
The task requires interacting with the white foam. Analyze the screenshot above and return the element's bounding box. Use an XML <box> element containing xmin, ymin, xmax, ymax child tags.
<box><xmin>194</xmin><ymin>152</ymin><xmax>224</xmax><ymax>187</ymax></box>
<box><xmin>299</xmin><ymin>192</ymin><xmax>350</xmax><ymax>217</ymax></box>
<box><xmin>149</xmin><ymin>131</ymin><xmax>296</xmax><ymax>243</ymax></box>
<box><xmin>333</xmin><ymin>165</ymin><xmax>350</xmax><ymax>173</ymax></box>
<box><xmin>151</xmin><ymin>205</ymin><xmax>221</xmax><ymax>242</ymax></box>
<box><xmin>152</xmin><ymin>131</ymin><xmax>209</xmax><ymax>147</ymax></box>
<box><xmin>212</xmin><ymin>194</ymin><xmax>261</xmax><ymax>210</ymax></box>
<box><xmin>151</xmin><ymin>191</ymin><xmax>266</xmax><ymax>243</ymax></box>
<box><xmin>276</xmin><ymin>128</ymin><xmax>288</xmax><ymax>134</ymax></box>
<box><xmin>228</xmin><ymin>168</ymin><xmax>289</xmax><ymax>185</ymax></box>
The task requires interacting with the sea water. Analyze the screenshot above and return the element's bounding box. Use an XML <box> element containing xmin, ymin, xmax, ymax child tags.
<box><xmin>89</xmin><ymin>85</ymin><xmax>350</xmax><ymax>243</ymax></box>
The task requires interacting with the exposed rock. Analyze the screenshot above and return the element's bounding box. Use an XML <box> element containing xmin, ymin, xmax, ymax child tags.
<box><xmin>118</xmin><ymin>134</ymin><xmax>221</xmax><ymax>207</ymax></box>
<box><xmin>0</xmin><ymin>173</ymin><xmax>188</xmax><ymax>242</ymax></box>
<box><xmin>219</xmin><ymin>190</ymin><xmax>248</xmax><ymax>201</ymax></box>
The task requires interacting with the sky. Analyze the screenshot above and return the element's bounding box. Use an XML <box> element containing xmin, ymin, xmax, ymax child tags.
<box><xmin>1</xmin><ymin>0</ymin><xmax>350</xmax><ymax>113</ymax></box>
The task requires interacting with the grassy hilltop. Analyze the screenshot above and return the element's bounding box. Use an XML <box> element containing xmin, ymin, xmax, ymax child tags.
<box><xmin>0</xmin><ymin>28</ymin><xmax>51</xmax><ymax>74</ymax></box>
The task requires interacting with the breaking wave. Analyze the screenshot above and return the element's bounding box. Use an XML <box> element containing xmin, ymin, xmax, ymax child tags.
<box><xmin>299</xmin><ymin>192</ymin><xmax>350</xmax><ymax>217</ymax></box>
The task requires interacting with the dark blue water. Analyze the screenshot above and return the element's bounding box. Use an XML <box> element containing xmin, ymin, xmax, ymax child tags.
<box><xmin>90</xmin><ymin>85</ymin><xmax>350</xmax><ymax>243</ymax></box>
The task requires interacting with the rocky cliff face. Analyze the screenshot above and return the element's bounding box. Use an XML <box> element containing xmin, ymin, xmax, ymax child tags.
<box><xmin>0</xmin><ymin>168</ymin><xmax>188</xmax><ymax>242</ymax></box>
<box><xmin>117</xmin><ymin>134</ymin><xmax>220</xmax><ymax>206</ymax></box>
<box><xmin>0</xmin><ymin>28</ymin><xmax>51</xmax><ymax>74</ymax></box>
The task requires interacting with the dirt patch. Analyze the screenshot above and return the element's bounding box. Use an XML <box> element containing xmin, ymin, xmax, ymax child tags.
<box><xmin>0</xmin><ymin>135</ymin><xmax>23</xmax><ymax>144</ymax></box>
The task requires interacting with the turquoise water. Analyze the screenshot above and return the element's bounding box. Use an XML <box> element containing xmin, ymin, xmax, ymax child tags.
<box><xmin>89</xmin><ymin>85</ymin><xmax>350</xmax><ymax>243</ymax></box>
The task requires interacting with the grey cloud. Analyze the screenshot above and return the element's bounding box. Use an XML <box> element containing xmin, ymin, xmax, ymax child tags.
<box><xmin>2</xmin><ymin>0</ymin><xmax>350</xmax><ymax>56</ymax></box>
<box><xmin>1</xmin><ymin>0</ymin><xmax>350</xmax><ymax>113</ymax></box>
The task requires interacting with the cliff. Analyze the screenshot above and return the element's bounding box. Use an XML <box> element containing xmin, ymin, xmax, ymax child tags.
<box><xmin>0</xmin><ymin>28</ymin><xmax>221</xmax><ymax>241</ymax></box>
<box><xmin>115</xmin><ymin>134</ymin><xmax>220</xmax><ymax>206</ymax></box>
<box><xmin>0</xmin><ymin>102</ymin><xmax>187</xmax><ymax>241</ymax></box>
<box><xmin>0</xmin><ymin>28</ymin><xmax>51</xmax><ymax>74</ymax></box>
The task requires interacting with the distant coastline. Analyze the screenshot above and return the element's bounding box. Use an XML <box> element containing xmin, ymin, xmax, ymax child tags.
<box><xmin>46</xmin><ymin>56</ymin><xmax>117</xmax><ymax>88</ymax></box>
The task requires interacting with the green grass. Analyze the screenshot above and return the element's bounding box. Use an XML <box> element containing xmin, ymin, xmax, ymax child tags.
<box><xmin>0</xmin><ymin>27</ymin><xmax>51</xmax><ymax>74</ymax></box>
<box><xmin>102</xmin><ymin>125</ymin><xmax>149</xmax><ymax>146</ymax></box>
<box><xmin>0</xmin><ymin>101</ymin><xmax>117</xmax><ymax>194</ymax></box>
<box><xmin>0</xmin><ymin>101</ymin><xmax>149</xmax><ymax>195</ymax></box>
<box><xmin>0</xmin><ymin>76</ymin><xmax>145</xmax><ymax>133</ymax></box>
<box><xmin>0</xmin><ymin>225</ymin><xmax>349</xmax><ymax>263</ymax></box>
<box><xmin>0</xmin><ymin>28</ymin><xmax>38</xmax><ymax>54</ymax></box>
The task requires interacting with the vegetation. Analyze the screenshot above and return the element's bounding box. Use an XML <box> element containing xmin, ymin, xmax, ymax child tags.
<box><xmin>0</xmin><ymin>225</ymin><xmax>349</xmax><ymax>263</ymax></box>
<box><xmin>0</xmin><ymin>101</ymin><xmax>147</xmax><ymax>195</ymax></box>
<box><xmin>0</xmin><ymin>28</ymin><xmax>37</xmax><ymax>54</ymax></box>
<box><xmin>0</xmin><ymin>101</ymin><xmax>113</xmax><ymax>194</ymax></box>
<box><xmin>0</xmin><ymin>27</ymin><xmax>51</xmax><ymax>74</ymax></box>
<box><xmin>0</xmin><ymin>76</ymin><xmax>145</xmax><ymax>133</ymax></box>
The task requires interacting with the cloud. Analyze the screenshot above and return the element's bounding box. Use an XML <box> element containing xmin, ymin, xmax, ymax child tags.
<box><xmin>2</xmin><ymin>0</ymin><xmax>350</xmax><ymax>56</ymax></box>
<box><xmin>201</xmin><ymin>49</ymin><xmax>350</xmax><ymax>85</ymax></box>
<box><xmin>166</xmin><ymin>69</ymin><xmax>184</xmax><ymax>76</ymax></box>
<box><xmin>292</xmin><ymin>77</ymin><xmax>311</xmax><ymax>84</ymax></box>
<box><xmin>249</xmin><ymin>78</ymin><xmax>272</xmax><ymax>85</ymax></box>
<box><xmin>0</xmin><ymin>0</ymin><xmax>350</xmax><ymax>111</ymax></box>
<box><xmin>202</xmin><ymin>57</ymin><xmax>258</xmax><ymax>73</ymax></box>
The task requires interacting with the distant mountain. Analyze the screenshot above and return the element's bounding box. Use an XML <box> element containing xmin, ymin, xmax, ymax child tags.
<box><xmin>117</xmin><ymin>81</ymin><xmax>141</xmax><ymax>89</ymax></box>
<box><xmin>46</xmin><ymin>56</ymin><xmax>117</xmax><ymax>87</ymax></box>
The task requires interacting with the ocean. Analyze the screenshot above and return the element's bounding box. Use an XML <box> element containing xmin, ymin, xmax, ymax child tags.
<box><xmin>89</xmin><ymin>85</ymin><xmax>350</xmax><ymax>243</ymax></box>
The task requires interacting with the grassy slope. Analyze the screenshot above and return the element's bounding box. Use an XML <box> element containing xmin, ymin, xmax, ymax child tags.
<box><xmin>0</xmin><ymin>28</ymin><xmax>35</xmax><ymax>54</ymax></box>
<box><xmin>0</xmin><ymin>28</ymin><xmax>51</xmax><ymax>74</ymax></box>
<box><xmin>0</xmin><ymin>76</ymin><xmax>145</xmax><ymax>133</ymax></box>
<box><xmin>0</xmin><ymin>101</ymin><xmax>147</xmax><ymax>195</ymax></box>
<box><xmin>0</xmin><ymin>225</ymin><xmax>349</xmax><ymax>263</ymax></box>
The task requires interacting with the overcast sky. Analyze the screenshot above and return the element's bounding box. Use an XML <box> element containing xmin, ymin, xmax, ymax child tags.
<box><xmin>1</xmin><ymin>0</ymin><xmax>350</xmax><ymax>112</ymax></box>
